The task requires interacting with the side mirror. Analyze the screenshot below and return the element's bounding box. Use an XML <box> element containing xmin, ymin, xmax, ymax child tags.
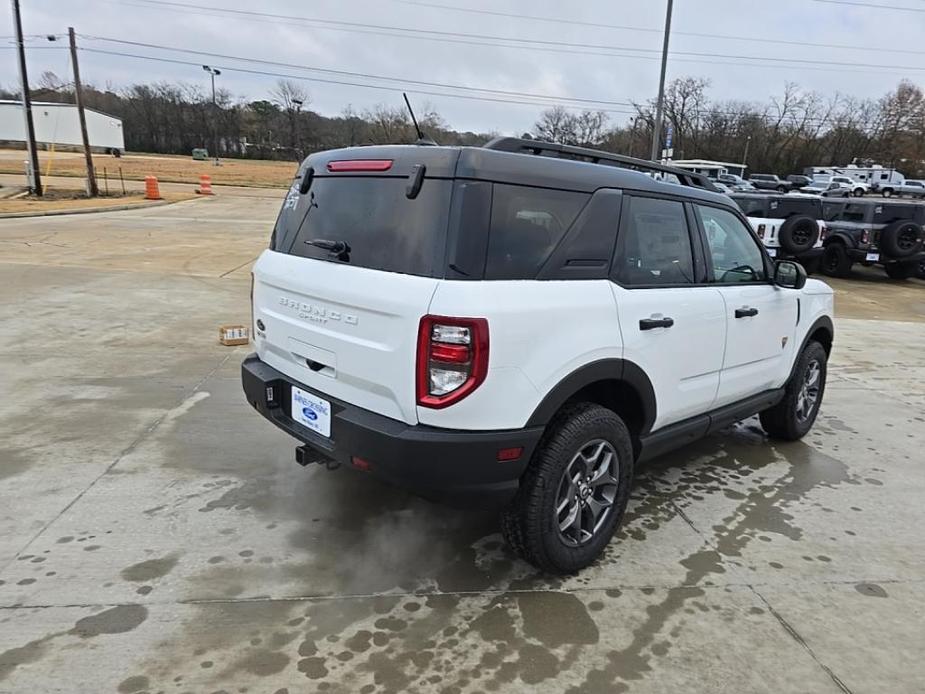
<box><xmin>774</xmin><ymin>260</ymin><xmax>807</xmax><ymax>289</ymax></box>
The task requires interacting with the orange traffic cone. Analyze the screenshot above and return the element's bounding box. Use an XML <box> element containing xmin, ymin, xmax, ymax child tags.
<box><xmin>144</xmin><ymin>176</ymin><xmax>162</xmax><ymax>200</ymax></box>
<box><xmin>197</xmin><ymin>174</ymin><xmax>214</xmax><ymax>196</ymax></box>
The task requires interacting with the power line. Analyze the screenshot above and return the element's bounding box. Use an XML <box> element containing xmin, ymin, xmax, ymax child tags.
<box><xmin>78</xmin><ymin>47</ymin><xmax>641</xmax><ymax>114</ymax></box>
<box><xmin>810</xmin><ymin>0</ymin><xmax>925</xmax><ymax>10</ymax></box>
<box><xmin>385</xmin><ymin>0</ymin><xmax>925</xmax><ymax>57</ymax></box>
<box><xmin>81</xmin><ymin>35</ymin><xmax>635</xmax><ymax>107</ymax></box>
<box><xmin>104</xmin><ymin>0</ymin><xmax>925</xmax><ymax>73</ymax></box>
<box><xmin>74</xmin><ymin>45</ymin><xmax>879</xmax><ymax>128</ymax></box>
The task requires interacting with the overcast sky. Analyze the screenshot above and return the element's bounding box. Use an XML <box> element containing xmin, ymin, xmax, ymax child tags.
<box><xmin>4</xmin><ymin>0</ymin><xmax>925</xmax><ymax>134</ymax></box>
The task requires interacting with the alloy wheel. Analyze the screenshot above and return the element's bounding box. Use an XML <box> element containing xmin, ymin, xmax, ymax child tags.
<box><xmin>555</xmin><ymin>439</ymin><xmax>620</xmax><ymax>547</ymax></box>
<box><xmin>796</xmin><ymin>359</ymin><xmax>821</xmax><ymax>423</ymax></box>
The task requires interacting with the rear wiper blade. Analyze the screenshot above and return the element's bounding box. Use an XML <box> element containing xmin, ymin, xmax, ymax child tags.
<box><xmin>305</xmin><ymin>238</ymin><xmax>351</xmax><ymax>261</ymax></box>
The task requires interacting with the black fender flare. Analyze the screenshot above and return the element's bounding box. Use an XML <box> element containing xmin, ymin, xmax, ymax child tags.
<box><xmin>823</xmin><ymin>232</ymin><xmax>856</xmax><ymax>249</ymax></box>
<box><xmin>526</xmin><ymin>358</ymin><xmax>657</xmax><ymax>434</ymax></box>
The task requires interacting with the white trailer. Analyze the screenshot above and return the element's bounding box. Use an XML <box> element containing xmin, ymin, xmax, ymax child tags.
<box><xmin>0</xmin><ymin>100</ymin><xmax>125</xmax><ymax>153</ymax></box>
<box><xmin>672</xmin><ymin>159</ymin><xmax>747</xmax><ymax>179</ymax></box>
<box><xmin>803</xmin><ymin>164</ymin><xmax>905</xmax><ymax>190</ymax></box>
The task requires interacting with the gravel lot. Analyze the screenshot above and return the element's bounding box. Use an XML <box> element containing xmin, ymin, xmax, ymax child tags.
<box><xmin>1</xmin><ymin>191</ymin><xmax>923</xmax><ymax>693</ymax></box>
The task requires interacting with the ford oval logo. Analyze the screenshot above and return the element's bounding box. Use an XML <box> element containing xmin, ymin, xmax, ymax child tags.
<box><xmin>302</xmin><ymin>407</ymin><xmax>318</xmax><ymax>421</ymax></box>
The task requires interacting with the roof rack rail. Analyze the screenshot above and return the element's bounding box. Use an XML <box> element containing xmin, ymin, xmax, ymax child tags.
<box><xmin>483</xmin><ymin>137</ymin><xmax>719</xmax><ymax>192</ymax></box>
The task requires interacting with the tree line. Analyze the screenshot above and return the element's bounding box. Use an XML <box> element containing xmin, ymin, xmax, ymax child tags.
<box><xmin>534</xmin><ymin>78</ymin><xmax>925</xmax><ymax>177</ymax></box>
<box><xmin>5</xmin><ymin>73</ymin><xmax>924</xmax><ymax>176</ymax></box>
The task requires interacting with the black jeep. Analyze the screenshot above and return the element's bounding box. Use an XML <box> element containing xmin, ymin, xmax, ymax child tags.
<box><xmin>820</xmin><ymin>200</ymin><xmax>925</xmax><ymax>279</ymax></box>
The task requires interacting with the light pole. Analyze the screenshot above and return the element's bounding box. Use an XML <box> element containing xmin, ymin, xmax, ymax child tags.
<box><xmin>649</xmin><ymin>0</ymin><xmax>674</xmax><ymax>162</ymax></box>
<box><xmin>202</xmin><ymin>65</ymin><xmax>221</xmax><ymax>165</ymax></box>
<box><xmin>291</xmin><ymin>97</ymin><xmax>303</xmax><ymax>161</ymax></box>
<box><xmin>742</xmin><ymin>135</ymin><xmax>752</xmax><ymax>171</ymax></box>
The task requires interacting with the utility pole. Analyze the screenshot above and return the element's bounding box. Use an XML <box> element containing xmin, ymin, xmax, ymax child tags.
<box><xmin>11</xmin><ymin>0</ymin><xmax>42</xmax><ymax>195</ymax></box>
<box><xmin>68</xmin><ymin>28</ymin><xmax>98</xmax><ymax>197</ymax></box>
<box><xmin>202</xmin><ymin>65</ymin><xmax>221</xmax><ymax>165</ymax></box>
<box><xmin>649</xmin><ymin>0</ymin><xmax>674</xmax><ymax>162</ymax></box>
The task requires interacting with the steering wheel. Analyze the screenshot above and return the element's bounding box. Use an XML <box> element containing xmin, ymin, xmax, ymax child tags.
<box><xmin>720</xmin><ymin>264</ymin><xmax>757</xmax><ymax>283</ymax></box>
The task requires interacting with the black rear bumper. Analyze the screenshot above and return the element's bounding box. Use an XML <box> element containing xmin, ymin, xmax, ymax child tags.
<box><xmin>846</xmin><ymin>248</ymin><xmax>925</xmax><ymax>264</ymax></box>
<box><xmin>241</xmin><ymin>354</ymin><xmax>543</xmax><ymax>506</ymax></box>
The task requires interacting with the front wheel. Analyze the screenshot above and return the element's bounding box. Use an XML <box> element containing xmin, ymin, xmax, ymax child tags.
<box><xmin>760</xmin><ymin>341</ymin><xmax>828</xmax><ymax>440</ymax></box>
<box><xmin>821</xmin><ymin>243</ymin><xmax>852</xmax><ymax>278</ymax></box>
<box><xmin>777</xmin><ymin>185</ymin><xmax>788</xmax><ymax>194</ymax></box>
<box><xmin>501</xmin><ymin>403</ymin><xmax>634</xmax><ymax>574</ymax></box>
<box><xmin>882</xmin><ymin>188</ymin><xmax>894</xmax><ymax>198</ymax></box>
<box><xmin>853</xmin><ymin>188</ymin><xmax>865</xmax><ymax>197</ymax></box>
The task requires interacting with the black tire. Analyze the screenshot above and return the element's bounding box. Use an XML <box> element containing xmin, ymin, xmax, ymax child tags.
<box><xmin>501</xmin><ymin>403</ymin><xmax>634</xmax><ymax>574</ymax></box>
<box><xmin>778</xmin><ymin>215</ymin><xmax>820</xmax><ymax>254</ymax></box>
<box><xmin>776</xmin><ymin>185</ymin><xmax>788</xmax><ymax>194</ymax></box>
<box><xmin>880</xmin><ymin>220</ymin><xmax>924</xmax><ymax>258</ymax></box>
<box><xmin>821</xmin><ymin>243</ymin><xmax>852</xmax><ymax>278</ymax></box>
<box><xmin>884</xmin><ymin>262</ymin><xmax>914</xmax><ymax>280</ymax></box>
<box><xmin>917</xmin><ymin>258</ymin><xmax>925</xmax><ymax>280</ymax></box>
<box><xmin>853</xmin><ymin>188</ymin><xmax>865</xmax><ymax>198</ymax></box>
<box><xmin>760</xmin><ymin>341</ymin><xmax>827</xmax><ymax>441</ymax></box>
<box><xmin>882</xmin><ymin>188</ymin><xmax>894</xmax><ymax>198</ymax></box>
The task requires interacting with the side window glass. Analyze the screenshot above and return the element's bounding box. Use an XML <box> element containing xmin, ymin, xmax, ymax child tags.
<box><xmin>697</xmin><ymin>205</ymin><xmax>768</xmax><ymax>283</ymax></box>
<box><xmin>484</xmin><ymin>185</ymin><xmax>588</xmax><ymax>280</ymax></box>
<box><xmin>615</xmin><ymin>197</ymin><xmax>695</xmax><ymax>286</ymax></box>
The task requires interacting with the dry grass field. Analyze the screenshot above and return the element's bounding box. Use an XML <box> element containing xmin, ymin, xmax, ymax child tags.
<box><xmin>0</xmin><ymin>189</ymin><xmax>197</xmax><ymax>214</ymax></box>
<box><xmin>0</xmin><ymin>149</ymin><xmax>298</xmax><ymax>188</ymax></box>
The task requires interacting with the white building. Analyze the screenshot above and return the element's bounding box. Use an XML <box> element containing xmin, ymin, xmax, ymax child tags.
<box><xmin>0</xmin><ymin>100</ymin><xmax>125</xmax><ymax>153</ymax></box>
<box><xmin>671</xmin><ymin>159</ymin><xmax>747</xmax><ymax>179</ymax></box>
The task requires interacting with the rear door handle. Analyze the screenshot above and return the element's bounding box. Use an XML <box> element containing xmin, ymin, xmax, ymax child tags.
<box><xmin>639</xmin><ymin>316</ymin><xmax>674</xmax><ymax>330</ymax></box>
<box><xmin>735</xmin><ymin>307</ymin><xmax>759</xmax><ymax>318</ymax></box>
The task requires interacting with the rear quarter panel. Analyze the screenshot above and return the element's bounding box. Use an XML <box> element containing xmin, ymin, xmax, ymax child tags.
<box><xmin>419</xmin><ymin>280</ymin><xmax>622</xmax><ymax>430</ymax></box>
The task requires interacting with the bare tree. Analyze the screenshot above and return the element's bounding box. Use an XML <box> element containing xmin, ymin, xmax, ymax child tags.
<box><xmin>271</xmin><ymin>79</ymin><xmax>310</xmax><ymax>157</ymax></box>
<box><xmin>533</xmin><ymin>106</ymin><xmax>577</xmax><ymax>144</ymax></box>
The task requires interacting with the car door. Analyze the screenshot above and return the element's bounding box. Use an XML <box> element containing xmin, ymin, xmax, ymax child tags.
<box><xmin>611</xmin><ymin>195</ymin><xmax>726</xmax><ymax>431</ymax></box>
<box><xmin>693</xmin><ymin>203</ymin><xmax>798</xmax><ymax>407</ymax></box>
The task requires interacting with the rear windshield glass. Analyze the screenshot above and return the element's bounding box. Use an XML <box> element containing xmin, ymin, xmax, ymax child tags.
<box><xmin>484</xmin><ymin>185</ymin><xmax>589</xmax><ymax>280</ymax></box>
<box><xmin>734</xmin><ymin>196</ymin><xmax>822</xmax><ymax>219</ymax></box>
<box><xmin>276</xmin><ymin>176</ymin><xmax>452</xmax><ymax>277</ymax></box>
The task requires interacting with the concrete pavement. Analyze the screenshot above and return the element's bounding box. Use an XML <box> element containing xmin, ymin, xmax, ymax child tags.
<box><xmin>1</xmin><ymin>193</ymin><xmax>924</xmax><ymax>693</ymax></box>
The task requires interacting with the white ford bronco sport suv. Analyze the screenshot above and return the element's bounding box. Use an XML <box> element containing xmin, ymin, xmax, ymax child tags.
<box><xmin>242</xmin><ymin>138</ymin><xmax>835</xmax><ymax>574</ymax></box>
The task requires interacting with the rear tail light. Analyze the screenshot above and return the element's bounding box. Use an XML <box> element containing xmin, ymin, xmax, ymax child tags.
<box><xmin>416</xmin><ymin>315</ymin><xmax>489</xmax><ymax>409</ymax></box>
<box><xmin>327</xmin><ymin>159</ymin><xmax>393</xmax><ymax>172</ymax></box>
<box><xmin>861</xmin><ymin>230</ymin><xmax>870</xmax><ymax>244</ymax></box>
<box><xmin>820</xmin><ymin>224</ymin><xmax>828</xmax><ymax>240</ymax></box>
<box><xmin>756</xmin><ymin>224</ymin><xmax>765</xmax><ymax>238</ymax></box>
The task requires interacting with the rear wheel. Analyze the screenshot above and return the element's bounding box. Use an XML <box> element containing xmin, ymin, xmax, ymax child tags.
<box><xmin>885</xmin><ymin>262</ymin><xmax>914</xmax><ymax>280</ymax></box>
<box><xmin>760</xmin><ymin>341</ymin><xmax>827</xmax><ymax>441</ymax></box>
<box><xmin>822</xmin><ymin>243</ymin><xmax>852</xmax><ymax>278</ymax></box>
<box><xmin>501</xmin><ymin>403</ymin><xmax>633</xmax><ymax>574</ymax></box>
<box><xmin>882</xmin><ymin>188</ymin><xmax>894</xmax><ymax>198</ymax></box>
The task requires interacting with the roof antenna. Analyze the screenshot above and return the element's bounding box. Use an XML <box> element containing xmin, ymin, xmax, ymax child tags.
<box><xmin>403</xmin><ymin>92</ymin><xmax>437</xmax><ymax>146</ymax></box>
